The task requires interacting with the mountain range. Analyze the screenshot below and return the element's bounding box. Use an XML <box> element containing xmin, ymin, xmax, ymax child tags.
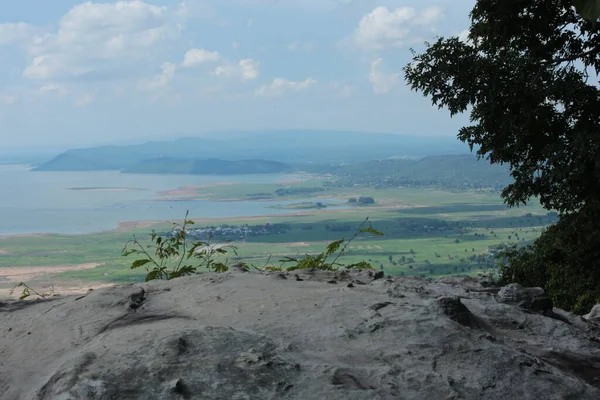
<box><xmin>32</xmin><ymin>130</ymin><xmax>471</xmax><ymax>172</ymax></box>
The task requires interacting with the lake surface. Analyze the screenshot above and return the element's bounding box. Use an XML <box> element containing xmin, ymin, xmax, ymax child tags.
<box><xmin>0</xmin><ymin>165</ymin><xmax>341</xmax><ymax>235</ymax></box>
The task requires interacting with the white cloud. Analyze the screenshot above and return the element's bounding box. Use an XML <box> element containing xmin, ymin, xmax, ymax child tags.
<box><xmin>412</xmin><ymin>7</ymin><xmax>444</xmax><ymax>26</ymax></box>
<box><xmin>214</xmin><ymin>58</ymin><xmax>260</xmax><ymax>80</ymax></box>
<box><xmin>21</xmin><ymin>1</ymin><xmax>186</xmax><ymax>80</ymax></box>
<box><xmin>458</xmin><ymin>28</ymin><xmax>470</xmax><ymax>43</ymax></box>
<box><xmin>182</xmin><ymin>48</ymin><xmax>222</xmax><ymax>67</ymax></box>
<box><xmin>368</xmin><ymin>58</ymin><xmax>399</xmax><ymax>94</ymax></box>
<box><xmin>39</xmin><ymin>83</ymin><xmax>67</xmax><ymax>96</ymax></box>
<box><xmin>175</xmin><ymin>1</ymin><xmax>217</xmax><ymax>19</ymax></box>
<box><xmin>0</xmin><ymin>22</ymin><xmax>44</xmax><ymax>46</ymax></box>
<box><xmin>343</xmin><ymin>6</ymin><xmax>445</xmax><ymax>51</ymax></box>
<box><xmin>56</xmin><ymin>1</ymin><xmax>173</xmax><ymax>49</ymax></box>
<box><xmin>23</xmin><ymin>55</ymin><xmax>57</xmax><ymax>80</ymax></box>
<box><xmin>240</xmin><ymin>59</ymin><xmax>260</xmax><ymax>80</ymax></box>
<box><xmin>287</xmin><ymin>41</ymin><xmax>314</xmax><ymax>51</ymax></box>
<box><xmin>347</xmin><ymin>7</ymin><xmax>414</xmax><ymax>50</ymax></box>
<box><xmin>256</xmin><ymin>77</ymin><xmax>316</xmax><ymax>96</ymax></box>
<box><xmin>145</xmin><ymin>62</ymin><xmax>177</xmax><ymax>89</ymax></box>
<box><xmin>180</xmin><ymin>47</ymin><xmax>259</xmax><ymax>81</ymax></box>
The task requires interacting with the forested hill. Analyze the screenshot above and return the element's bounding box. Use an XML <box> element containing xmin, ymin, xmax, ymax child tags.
<box><xmin>122</xmin><ymin>158</ymin><xmax>290</xmax><ymax>175</ymax></box>
<box><xmin>32</xmin><ymin>130</ymin><xmax>470</xmax><ymax>171</ymax></box>
<box><xmin>308</xmin><ymin>155</ymin><xmax>512</xmax><ymax>190</ymax></box>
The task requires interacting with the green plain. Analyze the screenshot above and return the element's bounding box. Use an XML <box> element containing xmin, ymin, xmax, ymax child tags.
<box><xmin>0</xmin><ymin>182</ymin><xmax>552</xmax><ymax>289</ymax></box>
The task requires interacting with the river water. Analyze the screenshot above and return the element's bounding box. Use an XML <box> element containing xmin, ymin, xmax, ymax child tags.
<box><xmin>0</xmin><ymin>165</ymin><xmax>341</xmax><ymax>235</ymax></box>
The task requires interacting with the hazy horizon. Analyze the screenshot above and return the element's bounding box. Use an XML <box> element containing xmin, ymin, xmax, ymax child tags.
<box><xmin>0</xmin><ymin>128</ymin><xmax>471</xmax><ymax>154</ymax></box>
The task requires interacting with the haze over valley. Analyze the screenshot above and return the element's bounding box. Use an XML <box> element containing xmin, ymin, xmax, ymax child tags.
<box><xmin>0</xmin><ymin>128</ymin><xmax>550</xmax><ymax>300</ymax></box>
<box><xmin>0</xmin><ymin>130</ymin><xmax>511</xmax><ymax>236</ymax></box>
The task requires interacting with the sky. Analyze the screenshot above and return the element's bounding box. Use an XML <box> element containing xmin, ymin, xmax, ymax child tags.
<box><xmin>0</xmin><ymin>0</ymin><xmax>475</xmax><ymax>149</ymax></box>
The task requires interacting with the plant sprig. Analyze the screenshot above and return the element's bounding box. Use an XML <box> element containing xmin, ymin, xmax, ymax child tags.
<box><xmin>122</xmin><ymin>211</ymin><xmax>236</xmax><ymax>281</ymax></box>
<box><xmin>9</xmin><ymin>282</ymin><xmax>57</xmax><ymax>300</ymax></box>
<box><xmin>279</xmin><ymin>217</ymin><xmax>383</xmax><ymax>272</ymax></box>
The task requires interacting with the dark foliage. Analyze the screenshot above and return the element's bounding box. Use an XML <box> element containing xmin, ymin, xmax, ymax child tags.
<box><xmin>405</xmin><ymin>0</ymin><xmax>600</xmax><ymax>313</ymax></box>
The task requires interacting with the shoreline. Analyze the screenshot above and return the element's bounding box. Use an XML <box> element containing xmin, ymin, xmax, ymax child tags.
<box><xmin>0</xmin><ymin>203</ymin><xmax>412</xmax><ymax>239</ymax></box>
<box><xmin>0</xmin><ymin>210</ymin><xmax>329</xmax><ymax>238</ymax></box>
<box><xmin>0</xmin><ymin>172</ymin><xmax>321</xmax><ymax>239</ymax></box>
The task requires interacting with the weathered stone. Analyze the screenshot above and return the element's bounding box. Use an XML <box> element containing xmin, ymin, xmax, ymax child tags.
<box><xmin>372</xmin><ymin>271</ymin><xmax>385</xmax><ymax>280</ymax></box>
<box><xmin>2</xmin><ymin>272</ymin><xmax>600</xmax><ymax>400</ymax></box>
<box><xmin>435</xmin><ymin>296</ymin><xmax>479</xmax><ymax>328</ymax></box>
<box><xmin>36</xmin><ymin>327</ymin><xmax>300</xmax><ymax>400</ymax></box>
<box><xmin>127</xmin><ymin>287</ymin><xmax>145</xmax><ymax>310</ymax></box>
<box><xmin>584</xmin><ymin>304</ymin><xmax>600</xmax><ymax>323</ymax></box>
<box><xmin>496</xmin><ymin>283</ymin><xmax>553</xmax><ymax>314</ymax></box>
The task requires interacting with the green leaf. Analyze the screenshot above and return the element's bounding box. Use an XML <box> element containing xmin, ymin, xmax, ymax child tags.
<box><xmin>145</xmin><ymin>269</ymin><xmax>162</xmax><ymax>281</ymax></box>
<box><xmin>177</xmin><ymin>265</ymin><xmax>197</xmax><ymax>276</ymax></box>
<box><xmin>326</xmin><ymin>239</ymin><xmax>345</xmax><ymax>255</ymax></box>
<box><xmin>168</xmin><ymin>267</ymin><xmax>195</xmax><ymax>279</ymax></box>
<box><xmin>360</xmin><ymin>227</ymin><xmax>384</xmax><ymax>236</ymax></box>
<box><xmin>131</xmin><ymin>259</ymin><xmax>152</xmax><ymax>269</ymax></box>
<box><xmin>213</xmin><ymin>263</ymin><xmax>229</xmax><ymax>273</ymax></box>
<box><xmin>346</xmin><ymin>261</ymin><xmax>374</xmax><ymax>270</ymax></box>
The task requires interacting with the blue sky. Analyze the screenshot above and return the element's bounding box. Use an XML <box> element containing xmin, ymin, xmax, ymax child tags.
<box><xmin>0</xmin><ymin>0</ymin><xmax>474</xmax><ymax>148</ymax></box>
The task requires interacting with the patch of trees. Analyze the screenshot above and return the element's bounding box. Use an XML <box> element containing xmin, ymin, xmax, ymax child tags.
<box><xmin>404</xmin><ymin>0</ymin><xmax>600</xmax><ymax>313</ymax></box>
<box><xmin>275</xmin><ymin>187</ymin><xmax>325</xmax><ymax>196</ymax></box>
<box><xmin>348</xmin><ymin>196</ymin><xmax>375</xmax><ymax>204</ymax></box>
<box><xmin>160</xmin><ymin>222</ymin><xmax>293</xmax><ymax>241</ymax></box>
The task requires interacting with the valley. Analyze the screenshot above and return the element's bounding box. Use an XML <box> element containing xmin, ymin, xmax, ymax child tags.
<box><xmin>0</xmin><ymin>177</ymin><xmax>555</xmax><ymax>298</ymax></box>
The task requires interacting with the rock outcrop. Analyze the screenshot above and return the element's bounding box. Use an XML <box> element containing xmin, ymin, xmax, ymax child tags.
<box><xmin>1</xmin><ymin>271</ymin><xmax>600</xmax><ymax>400</ymax></box>
<box><xmin>585</xmin><ymin>304</ymin><xmax>600</xmax><ymax>323</ymax></box>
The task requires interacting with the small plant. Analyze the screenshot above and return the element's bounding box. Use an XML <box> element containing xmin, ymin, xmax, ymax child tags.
<box><xmin>122</xmin><ymin>211</ymin><xmax>236</xmax><ymax>281</ymax></box>
<box><xmin>9</xmin><ymin>282</ymin><xmax>57</xmax><ymax>300</ymax></box>
<box><xmin>279</xmin><ymin>218</ymin><xmax>383</xmax><ymax>271</ymax></box>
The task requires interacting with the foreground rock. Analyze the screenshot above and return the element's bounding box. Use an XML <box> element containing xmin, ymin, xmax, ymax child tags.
<box><xmin>1</xmin><ymin>271</ymin><xmax>600</xmax><ymax>400</ymax></box>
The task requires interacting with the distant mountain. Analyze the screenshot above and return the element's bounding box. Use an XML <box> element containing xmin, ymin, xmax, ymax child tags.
<box><xmin>404</xmin><ymin>155</ymin><xmax>510</xmax><ymax>184</ymax></box>
<box><xmin>315</xmin><ymin>155</ymin><xmax>512</xmax><ymax>190</ymax></box>
<box><xmin>122</xmin><ymin>158</ymin><xmax>290</xmax><ymax>175</ymax></box>
<box><xmin>0</xmin><ymin>148</ymin><xmax>67</xmax><ymax>166</ymax></box>
<box><xmin>33</xmin><ymin>130</ymin><xmax>471</xmax><ymax>172</ymax></box>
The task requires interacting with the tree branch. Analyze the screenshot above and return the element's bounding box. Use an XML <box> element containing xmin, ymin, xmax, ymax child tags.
<box><xmin>542</xmin><ymin>43</ymin><xmax>600</xmax><ymax>65</ymax></box>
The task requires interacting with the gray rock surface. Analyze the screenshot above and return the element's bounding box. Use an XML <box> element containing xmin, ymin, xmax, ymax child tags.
<box><xmin>585</xmin><ymin>304</ymin><xmax>600</xmax><ymax>322</ymax></box>
<box><xmin>495</xmin><ymin>283</ymin><xmax>554</xmax><ymax>314</ymax></box>
<box><xmin>1</xmin><ymin>271</ymin><xmax>600</xmax><ymax>400</ymax></box>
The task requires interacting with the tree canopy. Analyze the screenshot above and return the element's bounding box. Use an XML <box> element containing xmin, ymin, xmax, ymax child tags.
<box><xmin>404</xmin><ymin>0</ymin><xmax>600</xmax><ymax>313</ymax></box>
<box><xmin>575</xmin><ymin>0</ymin><xmax>600</xmax><ymax>20</ymax></box>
